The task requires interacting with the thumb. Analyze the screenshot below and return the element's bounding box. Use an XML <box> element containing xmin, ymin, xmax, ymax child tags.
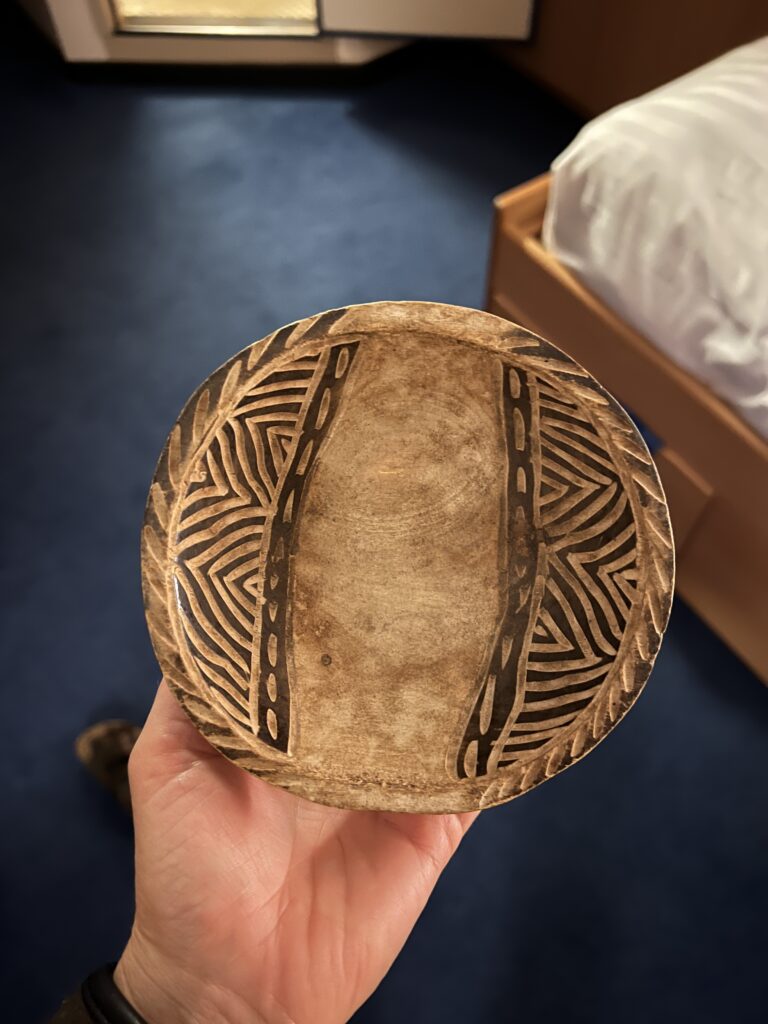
<box><xmin>129</xmin><ymin>680</ymin><xmax>220</xmax><ymax>792</ymax></box>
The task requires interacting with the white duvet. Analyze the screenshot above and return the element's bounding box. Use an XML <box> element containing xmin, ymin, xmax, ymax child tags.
<box><xmin>542</xmin><ymin>36</ymin><xmax>768</xmax><ymax>440</ymax></box>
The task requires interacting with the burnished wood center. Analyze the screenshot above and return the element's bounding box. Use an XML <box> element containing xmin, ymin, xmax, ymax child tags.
<box><xmin>142</xmin><ymin>302</ymin><xmax>674</xmax><ymax>812</ymax></box>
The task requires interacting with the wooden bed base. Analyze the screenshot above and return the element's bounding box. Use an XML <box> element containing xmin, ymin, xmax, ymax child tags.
<box><xmin>487</xmin><ymin>173</ymin><xmax>768</xmax><ymax>683</ymax></box>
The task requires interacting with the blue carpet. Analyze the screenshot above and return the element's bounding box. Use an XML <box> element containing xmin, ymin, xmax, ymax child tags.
<box><xmin>2</xmin><ymin>10</ymin><xmax>767</xmax><ymax>1023</ymax></box>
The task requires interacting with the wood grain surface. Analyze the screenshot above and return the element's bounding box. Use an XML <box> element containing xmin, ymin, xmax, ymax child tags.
<box><xmin>142</xmin><ymin>302</ymin><xmax>674</xmax><ymax>812</ymax></box>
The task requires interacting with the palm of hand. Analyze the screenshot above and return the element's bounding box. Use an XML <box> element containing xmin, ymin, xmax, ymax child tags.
<box><xmin>117</xmin><ymin>683</ymin><xmax>476</xmax><ymax>1024</ymax></box>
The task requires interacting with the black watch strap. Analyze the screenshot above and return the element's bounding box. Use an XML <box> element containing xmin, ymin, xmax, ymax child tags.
<box><xmin>81</xmin><ymin>964</ymin><xmax>149</xmax><ymax>1024</ymax></box>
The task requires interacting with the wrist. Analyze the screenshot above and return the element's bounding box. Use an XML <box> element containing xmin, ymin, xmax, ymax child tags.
<box><xmin>115</xmin><ymin>933</ymin><xmax>286</xmax><ymax>1024</ymax></box>
<box><xmin>115</xmin><ymin>935</ymin><xmax>226</xmax><ymax>1024</ymax></box>
<box><xmin>114</xmin><ymin>938</ymin><xmax>197</xmax><ymax>1024</ymax></box>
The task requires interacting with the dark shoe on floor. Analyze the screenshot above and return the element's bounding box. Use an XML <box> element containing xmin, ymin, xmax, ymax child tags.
<box><xmin>75</xmin><ymin>720</ymin><xmax>141</xmax><ymax>811</ymax></box>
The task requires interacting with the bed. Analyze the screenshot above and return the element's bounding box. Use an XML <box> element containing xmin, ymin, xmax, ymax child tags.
<box><xmin>486</xmin><ymin>38</ymin><xmax>768</xmax><ymax>682</ymax></box>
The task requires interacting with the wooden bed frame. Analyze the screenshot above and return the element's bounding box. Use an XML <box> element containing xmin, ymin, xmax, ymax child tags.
<box><xmin>487</xmin><ymin>173</ymin><xmax>768</xmax><ymax>683</ymax></box>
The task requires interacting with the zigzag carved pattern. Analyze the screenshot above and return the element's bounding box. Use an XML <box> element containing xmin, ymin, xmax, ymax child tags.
<box><xmin>142</xmin><ymin>304</ymin><xmax>672</xmax><ymax>811</ymax></box>
<box><xmin>497</xmin><ymin>380</ymin><xmax>638</xmax><ymax>768</ymax></box>
<box><xmin>172</xmin><ymin>343</ymin><xmax>359</xmax><ymax>751</ymax></box>
<box><xmin>458</xmin><ymin>372</ymin><xmax>638</xmax><ymax>777</ymax></box>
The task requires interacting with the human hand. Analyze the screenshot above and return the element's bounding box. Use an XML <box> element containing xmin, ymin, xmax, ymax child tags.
<box><xmin>115</xmin><ymin>682</ymin><xmax>477</xmax><ymax>1024</ymax></box>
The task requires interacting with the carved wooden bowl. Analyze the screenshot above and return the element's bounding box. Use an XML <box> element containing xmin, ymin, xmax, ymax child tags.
<box><xmin>142</xmin><ymin>302</ymin><xmax>674</xmax><ymax>812</ymax></box>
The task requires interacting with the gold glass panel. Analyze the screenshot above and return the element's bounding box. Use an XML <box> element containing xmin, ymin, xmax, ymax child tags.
<box><xmin>112</xmin><ymin>0</ymin><xmax>319</xmax><ymax>36</ymax></box>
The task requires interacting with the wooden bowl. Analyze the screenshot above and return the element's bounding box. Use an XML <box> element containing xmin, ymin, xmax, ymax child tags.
<box><xmin>142</xmin><ymin>302</ymin><xmax>674</xmax><ymax>812</ymax></box>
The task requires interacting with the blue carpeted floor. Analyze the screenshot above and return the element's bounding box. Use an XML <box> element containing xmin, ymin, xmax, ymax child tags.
<box><xmin>2</xmin><ymin>10</ymin><xmax>767</xmax><ymax>1023</ymax></box>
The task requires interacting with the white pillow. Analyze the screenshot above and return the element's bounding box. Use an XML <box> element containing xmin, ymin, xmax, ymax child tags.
<box><xmin>542</xmin><ymin>36</ymin><xmax>768</xmax><ymax>440</ymax></box>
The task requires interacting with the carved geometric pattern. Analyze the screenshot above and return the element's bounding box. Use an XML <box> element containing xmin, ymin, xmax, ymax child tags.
<box><xmin>172</xmin><ymin>337</ymin><xmax>359</xmax><ymax>752</ymax></box>
<box><xmin>498</xmin><ymin>380</ymin><xmax>638</xmax><ymax>767</ymax></box>
<box><xmin>253</xmin><ymin>343</ymin><xmax>359</xmax><ymax>752</ymax></box>
<box><xmin>141</xmin><ymin>302</ymin><xmax>674</xmax><ymax>813</ymax></box>
<box><xmin>456</xmin><ymin>364</ymin><xmax>539</xmax><ymax>778</ymax></box>
<box><xmin>456</xmin><ymin>373</ymin><xmax>640</xmax><ymax>778</ymax></box>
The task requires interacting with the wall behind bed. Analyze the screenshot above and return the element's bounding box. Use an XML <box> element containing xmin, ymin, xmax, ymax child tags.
<box><xmin>498</xmin><ymin>0</ymin><xmax>768</xmax><ymax>115</ymax></box>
